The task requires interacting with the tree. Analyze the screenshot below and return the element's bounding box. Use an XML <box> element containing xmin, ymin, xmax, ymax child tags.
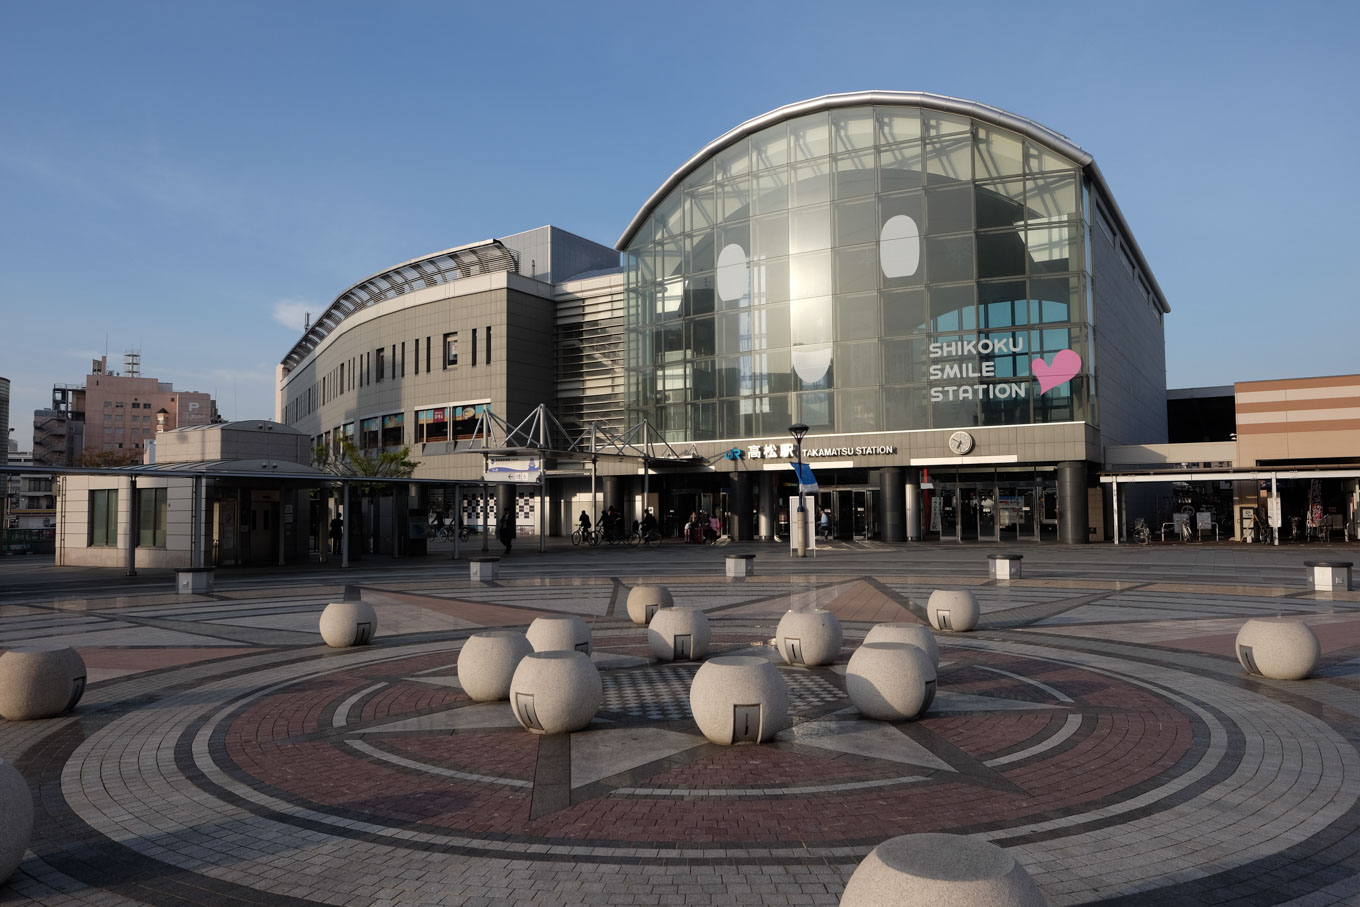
<box><xmin>313</xmin><ymin>439</ymin><xmax>420</xmax><ymax>555</ymax></box>
<box><xmin>74</xmin><ymin>449</ymin><xmax>143</xmax><ymax>468</ymax></box>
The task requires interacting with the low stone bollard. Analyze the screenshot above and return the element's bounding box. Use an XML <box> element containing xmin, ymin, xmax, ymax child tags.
<box><xmin>689</xmin><ymin>656</ymin><xmax>789</xmax><ymax>745</ymax></box>
<box><xmin>175</xmin><ymin>566</ymin><xmax>215</xmax><ymax>594</ymax></box>
<box><xmin>864</xmin><ymin>622</ymin><xmax>939</xmax><ymax>669</ymax></box>
<box><xmin>0</xmin><ymin>757</ymin><xmax>34</xmax><ymax>883</ymax></box>
<box><xmin>526</xmin><ymin>614</ymin><xmax>592</xmax><ymax>655</ymax></box>
<box><xmin>626</xmin><ymin>585</ymin><xmax>674</xmax><ymax>626</ymax></box>
<box><xmin>508</xmin><ymin>650</ymin><xmax>602</xmax><ymax>734</ymax></box>
<box><xmin>458</xmin><ymin>630</ymin><xmax>534</xmax><ymax>701</ymax></box>
<box><xmin>0</xmin><ymin>645</ymin><xmax>87</xmax><ymax>721</ymax></box>
<box><xmin>319</xmin><ymin>601</ymin><xmax>378</xmax><ymax>648</ymax></box>
<box><xmin>847</xmin><ymin>642</ymin><xmax>936</xmax><ymax>721</ymax></box>
<box><xmin>1236</xmin><ymin>618</ymin><xmax>1320</xmax><ymax>681</ymax></box>
<box><xmin>469</xmin><ymin>556</ymin><xmax>501</xmax><ymax>582</ymax></box>
<box><xmin>988</xmin><ymin>554</ymin><xmax>1023</xmax><ymax>580</ymax></box>
<box><xmin>725</xmin><ymin>554</ymin><xmax>756</xmax><ymax>578</ymax></box>
<box><xmin>1304</xmin><ymin>560</ymin><xmax>1353</xmax><ymax>592</ymax></box>
<box><xmin>840</xmin><ymin>833</ymin><xmax>1049</xmax><ymax>906</ymax></box>
<box><xmin>776</xmin><ymin>608</ymin><xmax>844</xmax><ymax>666</ymax></box>
<box><xmin>927</xmin><ymin>590</ymin><xmax>980</xmax><ymax>632</ymax></box>
<box><xmin>648</xmin><ymin>608</ymin><xmax>711</xmax><ymax>661</ymax></box>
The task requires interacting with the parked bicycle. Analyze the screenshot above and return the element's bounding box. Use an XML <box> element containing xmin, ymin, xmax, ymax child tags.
<box><xmin>1131</xmin><ymin>517</ymin><xmax>1151</xmax><ymax>545</ymax></box>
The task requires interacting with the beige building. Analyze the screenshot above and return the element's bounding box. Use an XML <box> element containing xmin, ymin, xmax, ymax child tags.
<box><xmin>83</xmin><ymin>354</ymin><xmax>216</xmax><ymax>458</ymax></box>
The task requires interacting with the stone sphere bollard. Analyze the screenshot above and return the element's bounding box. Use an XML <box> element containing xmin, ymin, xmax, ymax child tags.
<box><xmin>319</xmin><ymin>602</ymin><xmax>378</xmax><ymax>648</ymax></box>
<box><xmin>626</xmin><ymin>585</ymin><xmax>674</xmax><ymax>626</ymax></box>
<box><xmin>0</xmin><ymin>757</ymin><xmax>33</xmax><ymax>883</ymax></box>
<box><xmin>458</xmin><ymin>630</ymin><xmax>534</xmax><ymax>701</ymax></box>
<box><xmin>526</xmin><ymin>615</ymin><xmax>593</xmax><ymax>655</ymax></box>
<box><xmin>864</xmin><ymin>622</ymin><xmax>940</xmax><ymax>669</ymax></box>
<box><xmin>927</xmin><ymin>590</ymin><xmax>980</xmax><ymax>632</ymax></box>
<box><xmin>847</xmin><ymin>642</ymin><xmax>936</xmax><ymax>721</ymax></box>
<box><xmin>647</xmin><ymin>608</ymin><xmax>711</xmax><ymax>661</ymax></box>
<box><xmin>689</xmin><ymin>656</ymin><xmax>789</xmax><ymax>745</ymax></box>
<box><xmin>0</xmin><ymin>644</ymin><xmax>87</xmax><ymax>721</ymax></box>
<box><xmin>775</xmin><ymin>608</ymin><xmax>844</xmax><ymax>666</ymax></box>
<box><xmin>840</xmin><ymin>833</ymin><xmax>1049</xmax><ymax>906</ymax></box>
<box><xmin>1236</xmin><ymin>618</ymin><xmax>1321</xmax><ymax>681</ymax></box>
<box><xmin>508</xmin><ymin>651</ymin><xmax>602</xmax><ymax>734</ymax></box>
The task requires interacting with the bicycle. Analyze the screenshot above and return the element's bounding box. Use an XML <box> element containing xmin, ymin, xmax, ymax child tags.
<box><xmin>571</xmin><ymin>526</ymin><xmax>600</xmax><ymax>546</ymax></box>
<box><xmin>458</xmin><ymin>525</ymin><xmax>478</xmax><ymax>543</ymax></box>
<box><xmin>1131</xmin><ymin>517</ymin><xmax>1151</xmax><ymax>545</ymax></box>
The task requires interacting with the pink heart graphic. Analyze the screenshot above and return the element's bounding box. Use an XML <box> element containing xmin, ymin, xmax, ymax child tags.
<box><xmin>1032</xmin><ymin>350</ymin><xmax>1082</xmax><ymax>394</ymax></box>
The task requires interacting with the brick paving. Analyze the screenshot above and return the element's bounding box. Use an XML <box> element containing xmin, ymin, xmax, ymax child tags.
<box><xmin>2</xmin><ymin>543</ymin><xmax>1360</xmax><ymax>905</ymax></box>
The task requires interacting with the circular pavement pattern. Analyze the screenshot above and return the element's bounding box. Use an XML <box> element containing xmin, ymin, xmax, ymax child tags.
<box><xmin>11</xmin><ymin>623</ymin><xmax>1360</xmax><ymax>905</ymax></box>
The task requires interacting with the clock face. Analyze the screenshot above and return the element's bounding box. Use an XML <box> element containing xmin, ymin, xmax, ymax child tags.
<box><xmin>948</xmin><ymin>431</ymin><xmax>974</xmax><ymax>455</ymax></box>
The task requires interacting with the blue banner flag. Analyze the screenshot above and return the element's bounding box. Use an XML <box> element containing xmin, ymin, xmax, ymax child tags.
<box><xmin>791</xmin><ymin>462</ymin><xmax>818</xmax><ymax>493</ymax></box>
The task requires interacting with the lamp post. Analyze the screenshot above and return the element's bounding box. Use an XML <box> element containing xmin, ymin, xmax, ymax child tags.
<box><xmin>789</xmin><ymin>423</ymin><xmax>809</xmax><ymax>558</ymax></box>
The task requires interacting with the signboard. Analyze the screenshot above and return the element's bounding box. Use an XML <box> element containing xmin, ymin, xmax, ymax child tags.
<box><xmin>484</xmin><ymin>456</ymin><xmax>542</xmax><ymax>484</ymax></box>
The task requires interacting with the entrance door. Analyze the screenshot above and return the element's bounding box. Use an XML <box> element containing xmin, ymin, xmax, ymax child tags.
<box><xmin>1039</xmin><ymin>483</ymin><xmax>1059</xmax><ymax>541</ymax></box>
<box><xmin>958</xmin><ymin>485</ymin><xmax>999</xmax><ymax>542</ymax></box>
<box><xmin>248</xmin><ymin>496</ymin><xmax>277</xmax><ymax>565</ymax></box>
<box><xmin>836</xmin><ymin>492</ymin><xmax>854</xmax><ymax>541</ymax></box>
<box><xmin>997</xmin><ymin>486</ymin><xmax>1037</xmax><ymax>542</ymax></box>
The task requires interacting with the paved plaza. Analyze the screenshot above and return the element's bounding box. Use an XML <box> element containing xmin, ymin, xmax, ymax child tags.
<box><xmin>2</xmin><ymin>539</ymin><xmax>1360</xmax><ymax>906</ymax></box>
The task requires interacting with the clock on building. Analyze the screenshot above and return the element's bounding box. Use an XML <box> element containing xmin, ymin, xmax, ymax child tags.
<box><xmin>948</xmin><ymin>431</ymin><xmax>975</xmax><ymax>455</ymax></box>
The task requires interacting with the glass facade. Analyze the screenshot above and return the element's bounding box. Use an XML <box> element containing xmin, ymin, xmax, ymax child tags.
<box><xmin>625</xmin><ymin>104</ymin><xmax>1096</xmax><ymax>442</ymax></box>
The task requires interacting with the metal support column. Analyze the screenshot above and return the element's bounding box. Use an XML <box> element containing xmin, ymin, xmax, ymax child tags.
<box><xmin>341</xmin><ymin>483</ymin><xmax>350</xmax><ymax>569</ymax></box>
<box><xmin>125</xmin><ymin>477</ymin><xmax>138</xmax><ymax>576</ymax></box>
<box><xmin>1112</xmin><ymin>478</ymin><xmax>1120</xmax><ymax>545</ymax></box>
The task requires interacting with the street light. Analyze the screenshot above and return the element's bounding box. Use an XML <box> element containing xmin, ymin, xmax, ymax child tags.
<box><xmin>789</xmin><ymin>423</ymin><xmax>809</xmax><ymax>558</ymax></box>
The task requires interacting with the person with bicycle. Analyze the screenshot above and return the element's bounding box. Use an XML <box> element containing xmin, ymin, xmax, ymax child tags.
<box><xmin>641</xmin><ymin>508</ymin><xmax>658</xmax><ymax>540</ymax></box>
<box><xmin>578</xmin><ymin>510</ymin><xmax>591</xmax><ymax>534</ymax></box>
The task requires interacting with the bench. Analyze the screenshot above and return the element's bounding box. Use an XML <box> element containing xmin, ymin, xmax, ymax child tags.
<box><xmin>725</xmin><ymin>554</ymin><xmax>755</xmax><ymax>578</ymax></box>
<box><xmin>987</xmin><ymin>553</ymin><xmax>1023</xmax><ymax>579</ymax></box>
<box><xmin>1304</xmin><ymin>560</ymin><xmax>1353</xmax><ymax>592</ymax></box>
<box><xmin>468</xmin><ymin>556</ymin><xmax>501</xmax><ymax>582</ymax></box>
<box><xmin>175</xmin><ymin>567</ymin><xmax>215</xmax><ymax>594</ymax></box>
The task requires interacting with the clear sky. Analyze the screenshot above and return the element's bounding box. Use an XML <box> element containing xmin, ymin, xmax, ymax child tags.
<box><xmin>3</xmin><ymin>0</ymin><xmax>1356</xmax><ymax>451</ymax></box>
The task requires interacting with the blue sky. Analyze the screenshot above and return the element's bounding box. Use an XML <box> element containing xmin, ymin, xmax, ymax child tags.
<box><xmin>3</xmin><ymin>0</ymin><xmax>1357</xmax><ymax>450</ymax></box>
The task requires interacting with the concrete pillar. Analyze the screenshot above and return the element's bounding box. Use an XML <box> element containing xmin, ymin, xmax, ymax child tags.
<box><xmin>730</xmin><ymin>471</ymin><xmax>753</xmax><ymax>542</ymax></box>
<box><xmin>879</xmin><ymin>466</ymin><xmax>906</xmax><ymax>543</ymax></box>
<box><xmin>1058</xmin><ymin>461</ymin><xmax>1089</xmax><ymax>544</ymax></box>
<box><xmin>496</xmin><ymin>484</ymin><xmax>516</xmax><ymax>538</ymax></box>
<box><xmin>125</xmin><ymin>477</ymin><xmax>138</xmax><ymax>576</ymax></box>
<box><xmin>603</xmin><ymin>475</ymin><xmax>623</xmax><ymax>515</ymax></box>
<box><xmin>904</xmin><ymin>467</ymin><xmax>922</xmax><ymax>541</ymax></box>
<box><xmin>759</xmin><ymin>472</ymin><xmax>776</xmax><ymax>540</ymax></box>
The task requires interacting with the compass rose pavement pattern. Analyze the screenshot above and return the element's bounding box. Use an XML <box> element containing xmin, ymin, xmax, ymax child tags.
<box><xmin>3</xmin><ymin>554</ymin><xmax>1360</xmax><ymax>906</ymax></box>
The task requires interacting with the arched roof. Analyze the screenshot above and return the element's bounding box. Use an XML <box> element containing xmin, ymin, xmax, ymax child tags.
<box><xmin>615</xmin><ymin>91</ymin><xmax>1168</xmax><ymax>313</ymax></box>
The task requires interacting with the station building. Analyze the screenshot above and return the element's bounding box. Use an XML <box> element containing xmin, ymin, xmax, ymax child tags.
<box><xmin>277</xmin><ymin>91</ymin><xmax>1175</xmax><ymax>545</ymax></box>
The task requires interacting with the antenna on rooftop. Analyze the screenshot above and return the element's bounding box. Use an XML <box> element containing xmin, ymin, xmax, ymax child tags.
<box><xmin>124</xmin><ymin>348</ymin><xmax>141</xmax><ymax>379</ymax></box>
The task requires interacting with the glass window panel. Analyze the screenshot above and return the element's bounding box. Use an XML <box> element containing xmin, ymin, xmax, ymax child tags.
<box><xmin>658</xmin><ymin>239</ymin><xmax>683</xmax><ymax>278</ymax></box>
<box><xmin>837</xmin><ymin>341</ymin><xmax>880</xmax><ymax>387</ymax></box>
<box><xmin>790</xmin><ymin>295</ymin><xmax>833</xmax><ymax>346</ymax></box>
<box><xmin>719</xmin><ymin>398</ymin><xmax>750</xmax><ymax>437</ymax></box>
<box><xmin>1030</xmin><ymin>275</ymin><xmax>1076</xmax><ymax>323</ymax></box>
<box><xmin>929</xmin><ymin>284</ymin><xmax>977</xmax><ymax>332</ymax></box>
<box><xmin>833</xmin><ymin>151</ymin><xmax>877</xmax><ymax>198</ymax></box>
<box><xmin>831</xmin><ymin>107</ymin><xmax>875</xmax><ymax>151</ymax></box>
<box><xmin>925</xmin><ymin>185</ymin><xmax>973</xmax><ymax>234</ymax></box>
<box><xmin>975</xmin><ymin>178</ymin><xmax>1026</xmax><ymax>229</ymax></box>
<box><xmin>788</xmin><ymin>251</ymin><xmax>832</xmax><ymax>299</ymax></box>
<box><xmin>716</xmin><ymin>138</ymin><xmax>749</xmax><ymax>179</ymax></box>
<box><xmin>879</xmin><ymin>142</ymin><xmax>924</xmax><ymax>192</ymax></box>
<box><xmin>1026</xmin><ymin>225</ymin><xmax>1080</xmax><ymax>273</ymax></box>
<box><xmin>717</xmin><ymin>312</ymin><xmax>745</xmax><ymax>355</ymax></box>
<box><xmin>926</xmin><ymin>235</ymin><xmax>974</xmax><ymax>283</ymax></box>
<box><xmin>797</xmin><ymin>391</ymin><xmax>834</xmax><ymax>429</ymax></box>
<box><xmin>882</xmin><ymin>287</ymin><xmax>927</xmax><ymax>337</ymax></box>
<box><xmin>978</xmin><ymin>281</ymin><xmax>1027</xmax><ymax>328</ymax></box>
<box><xmin>835</xmin><ymin>245</ymin><xmax>878</xmax><ymax>294</ymax></box>
<box><xmin>977</xmin><ymin>232</ymin><xmax>1026</xmax><ymax>279</ymax></box>
<box><xmin>683</xmin><ymin>158</ymin><xmax>714</xmax><ymax>191</ymax></box>
<box><xmin>751</xmin><ymin>395</ymin><xmax>789</xmax><ymax>435</ymax></box>
<box><xmin>692</xmin><ymin>360</ymin><xmax>717</xmax><ymax>400</ymax></box>
<box><xmin>926</xmin><ymin>135</ymin><xmax>972</xmax><ymax>183</ymax></box>
<box><xmin>1025</xmin><ymin>142</ymin><xmax>1077</xmax><ymax>174</ymax></box>
<box><xmin>754</xmin><ymin>169</ymin><xmax>789</xmax><ymax>214</ymax></box>
<box><xmin>791</xmin><ymin>160</ymin><xmax>831</xmax><ymax>207</ymax></box>
<box><xmin>789</xmin><ymin>204</ymin><xmax>831</xmax><ymax>254</ymax></box>
<box><xmin>685</xmin><ymin>185</ymin><xmax>715</xmax><ymax>233</ymax></box>
<box><xmin>841</xmin><ymin>388</ymin><xmax>879</xmax><ymax>431</ymax></box>
<box><xmin>876</xmin><ymin>106</ymin><xmax>921</xmax><ymax>145</ymax></box>
<box><xmin>884</xmin><ymin>384</ymin><xmax>928</xmax><ymax>429</ymax></box>
<box><xmin>656</xmin><ymin>194</ymin><xmax>684</xmax><ymax>239</ymax></box>
<box><xmin>750</xmin><ymin>122</ymin><xmax>789</xmax><ymax>171</ymax></box>
<box><xmin>689</xmin><ymin>317</ymin><xmax>716</xmax><ymax>356</ymax></box>
<box><xmin>923</xmin><ymin>112</ymin><xmax>970</xmax><ymax>136</ymax></box>
<box><xmin>973</xmin><ymin>126</ymin><xmax>1024</xmax><ymax>179</ymax></box>
<box><xmin>883</xmin><ymin>337</ymin><xmax>928</xmax><ymax>384</ymax></box>
<box><xmin>655</xmin><ymin>277</ymin><xmax>684</xmax><ymax>318</ymax></box>
<box><xmin>717</xmin><ymin>177</ymin><xmax>751</xmax><ymax>222</ymax></box>
<box><xmin>752</xmin><ymin>212</ymin><xmax>789</xmax><ymax>259</ymax></box>
<box><xmin>751</xmin><ymin>304</ymin><xmax>790</xmax><ymax>350</ymax></box>
<box><xmin>687</xmin><ymin>232</ymin><xmax>715</xmax><ymax>272</ymax></box>
<box><xmin>789</xmin><ymin>112</ymin><xmax>829</xmax><ymax>161</ymax></box>
<box><xmin>1025</xmin><ymin>174</ymin><xmax>1079</xmax><ymax>224</ymax></box>
<box><xmin>835</xmin><ymin>196</ymin><xmax>877</xmax><ymax>246</ymax></box>
<box><xmin>836</xmin><ymin>291</ymin><xmax>880</xmax><ymax>340</ymax></box>
<box><xmin>717</xmin><ymin>222</ymin><xmax>749</xmax><ymax>258</ymax></box>
<box><xmin>751</xmin><ymin>256</ymin><xmax>788</xmax><ymax>306</ymax></box>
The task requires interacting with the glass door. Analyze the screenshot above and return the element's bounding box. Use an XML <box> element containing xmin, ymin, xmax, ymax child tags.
<box><xmin>997</xmin><ymin>485</ymin><xmax>1036</xmax><ymax>542</ymax></box>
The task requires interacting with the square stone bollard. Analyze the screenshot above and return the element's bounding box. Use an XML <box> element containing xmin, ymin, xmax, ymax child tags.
<box><xmin>1304</xmin><ymin>561</ymin><xmax>1352</xmax><ymax>592</ymax></box>
<box><xmin>988</xmin><ymin>554</ymin><xmax>1023</xmax><ymax>580</ymax></box>
<box><xmin>469</xmin><ymin>557</ymin><xmax>501</xmax><ymax>582</ymax></box>
<box><xmin>175</xmin><ymin>567</ymin><xmax>215</xmax><ymax>594</ymax></box>
<box><xmin>726</xmin><ymin>554</ymin><xmax>755</xmax><ymax>578</ymax></box>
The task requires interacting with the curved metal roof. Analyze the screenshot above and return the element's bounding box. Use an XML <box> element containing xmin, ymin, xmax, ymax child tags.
<box><xmin>614</xmin><ymin>91</ymin><xmax>1168</xmax><ymax>313</ymax></box>
<box><xmin>280</xmin><ymin>239</ymin><xmax>519</xmax><ymax>372</ymax></box>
